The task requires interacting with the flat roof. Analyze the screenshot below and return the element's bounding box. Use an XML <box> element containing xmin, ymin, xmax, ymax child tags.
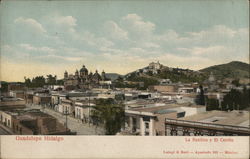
<box><xmin>35</xmin><ymin>94</ymin><xmax>51</xmax><ymax>97</ymax></box>
<box><xmin>0</xmin><ymin>97</ymin><xmax>24</xmax><ymax>101</ymax></box>
<box><xmin>180</xmin><ymin>110</ymin><xmax>249</xmax><ymax>127</ymax></box>
<box><xmin>133</xmin><ymin>103</ymin><xmax>204</xmax><ymax>113</ymax></box>
<box><xmin>15</xmin><ymin>114</ymin><xmax>36</xmax><ymax>120</ymax></box>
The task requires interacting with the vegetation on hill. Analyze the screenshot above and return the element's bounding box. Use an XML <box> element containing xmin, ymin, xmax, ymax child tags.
<box><xmin>123</xmin><ymin>67</ymin><xmax>207</xmax><ymax>88</ymax></box>
<box><xmin>105</xmin><ymin>73</ymin><xmax>122</xmax><ymax>81</ymax></box>
<box><xmin>200</xmin><ymin>61</ymin><xmax>249</xmax><ymax>79</ymax></box>
<box><xmin>121</xmin><ymin>61</ymin><xmax>249</xmax><ymax>87</ymax></box>
<box><xmin>154</xmin><ymin>68</ymin><xmax>207</xmax><ymax>83</ymax></box>
<box><xmin>124</xmin><ymin>72</ymin><xmax>159</xmax><ymax>90</ymax></box>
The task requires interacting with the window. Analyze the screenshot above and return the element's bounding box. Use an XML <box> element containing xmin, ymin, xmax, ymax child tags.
<box><xmin>177</xmin><ymin>112</ymin><xmax>186</xmax><ymax>118</ymax></box>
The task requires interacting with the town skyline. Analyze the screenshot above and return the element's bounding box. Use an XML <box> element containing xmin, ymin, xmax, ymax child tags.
<box><xmin>1</xmin><ymin>60</ymin><xmax>249</xmax><ymax>83</ymax></box>
<box><xmin>0</xmin><ymin>0</ymin><xmax>249</xmax><ymax>82</ymax></box>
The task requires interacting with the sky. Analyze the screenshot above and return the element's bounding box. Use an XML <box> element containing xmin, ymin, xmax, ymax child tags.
<box><xmin>0</xmin><ymin>0</ymin><xmax>249</xmax><ymax>82</ymax></box>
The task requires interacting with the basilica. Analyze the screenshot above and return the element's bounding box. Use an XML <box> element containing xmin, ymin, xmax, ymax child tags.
<box><xmin>63</xmin><ymin>65</ymin><xmax>109</xmax><ymax>90</ymax></box>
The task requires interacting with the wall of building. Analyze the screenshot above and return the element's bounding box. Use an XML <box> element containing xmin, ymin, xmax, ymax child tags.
<box><xmin>154</xmin><ymin>112</ymin><xmax>177</xmax><ymax>136</ymax></box>
<box><xmin>8</xmin><ymin>84</ymin><xmax>25</xmax><ymax>91</ymax></box>
<box><xmin>58</xmin><ymin>104</ymin><xmax>64</xmax><ymax>114</ymax></box>
<box><xmin>25</xmin><ymin>94</ymin><xmax>34</xmax><ymax>104</ymax></box>
<box><xmin>9</xmin><ymin>91</ymin><xmax>25</xmax><ymax>99</ymax></box>
<box><xmin>0</xmin><ymin>111</ymin><xmax>12</xmax><ymax>128</ymax></box>
<box><xmin>33</xmin><ymin>96</ymin><xmax>41</xmax><ymax>105</ymax></box>
<box><xmin>149</xmin><ymin>85</ymin><xmax>177</xmax><ymax>92</ymax></box>
<box><xmin>12</xmin><ymin>118</ymin><xmax>35</xmax><ymax>135</ymax></box>
<box><xmin>33</xmin><ymin>96</ymin><xmax>51</xmax><ymax>105</ymax></box>
<box><xmin>180</xmin><ymin>107</ymin><xmax>206</xmax><ymax>117</ymax></box>
<box><xmin>37</xmin><ymin>117</ymin><xmax>57</xmax><ymax>134</ymax></box>
<box><xmin>0</xmin><ymin>100</ymin><xmax>25</xmax><ymax>106</ymax></box>
<box><xmin>75</xmin><ymin>106</ymin><xmax>90</xmax><ymax>120</ymax></box>
<box><xmin>51</xmin><ymin>95</ymin><xmax>59</xmax><ymax>106</ymax></box>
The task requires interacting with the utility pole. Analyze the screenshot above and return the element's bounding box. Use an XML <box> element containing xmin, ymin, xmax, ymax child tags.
<box><xmin>64</xmin><ymin>108</ymin><xmax>69</xmax><ymax>132</ymax></box>
<box><xmin>88</xmin><ymin>92</ymin><xmax>90</xmax><ymax>126</ymax></box>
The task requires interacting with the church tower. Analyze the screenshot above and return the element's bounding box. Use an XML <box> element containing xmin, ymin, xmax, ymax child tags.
<box><xmin>64</xmin><ymin>71</ymin><xmax>68</xmax><ymax>79</ymax></box>
<box><xmin>101</xmin><ymin>70</ymin><xmax>106</xmax><ymax>80</ymax></box>
<box><xmin>75</xmin><ymin>69</ymin><xmax>79</xmax><ymax>78</ymax></box>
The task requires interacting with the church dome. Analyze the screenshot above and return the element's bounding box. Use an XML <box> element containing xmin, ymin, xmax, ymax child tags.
<box><xmin>80</xmin><ymin>65</ymin><xmax>88</xmax><ymax>73</ymax></box>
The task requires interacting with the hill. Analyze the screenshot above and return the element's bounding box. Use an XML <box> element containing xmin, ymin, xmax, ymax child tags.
<box><xmin>200</xmin><ymin>61</ymin><xmax>249</xmax><ymax>79</ymax></box>
<box><xmin>122</xmin><ymin>62</ymin><xmax>207</xmax><ymax>89</ymax></box>
<box><xmin>106</xmin><ymin>73</ymin><xmax>123</xmax><ymax>81</ymax></box>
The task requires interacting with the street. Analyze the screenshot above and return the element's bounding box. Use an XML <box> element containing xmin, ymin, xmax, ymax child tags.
<box><xmin>26</xmin><ymin>104</ymin><xmax>105</xmax><ymax>135</ymax></box>
<box><xmin>0</xmin><ymin>125</ymin><xmax>12</xmax><ymax>135</ymax></box>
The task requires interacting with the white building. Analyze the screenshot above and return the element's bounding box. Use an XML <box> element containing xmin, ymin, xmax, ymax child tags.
<box><xmin>0</xmin><ymin>110</ymin><xmax>17</xmax><ymax>128</ymax></box>
<box><xmin>124</xmin><ymin>103</ymin><xmax>206</xmax><ymax>136</ymax></box>
<box><xmin>75</xmin><ymin>102</ymin><xmax>95</xmax><ymax>122</ymax></box>
<box><xmin>58</xmin><ymin>99</ymin><xmax>74</xmax><ymax>114</ymax></box>
<box><xmin>178</xmin><ymin>87</ymin><xmax>194</xmax><ymax>94</ymax></box>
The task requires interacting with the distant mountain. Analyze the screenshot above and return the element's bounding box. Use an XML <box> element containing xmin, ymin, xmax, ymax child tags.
<box><xmin>106</xmin><ymin>73</ymin><xmax>123</xmax><ymax>81</ymax></box>
<box><xmin>200</xmin><ymin>61</ymin><xmax>250</xmax><ymax>79</ymax></box>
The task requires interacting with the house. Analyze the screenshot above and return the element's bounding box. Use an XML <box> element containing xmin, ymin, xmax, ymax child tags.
<box><xmin>24</xmin><ymin>91</ymin><xmax>34</xmax><ymax>104</ymax></box>
<box><xmin>51</xmin><ymin>92</ymin><xmax>67</xmax><ymax>110</ymax></box>
<box><xmin>74</xmin><ymin>101</ymin><xmax>95</xmax><ymax>122</ymax></box>
<box><xmin>9</xmin><ymin>90</ymin><xmax>25</xmax><ymax>99</ymax></box>
<box><xmin>0</xmin><ymin>110</ymin><xmax>17</xmax><ymax>128</ymax></box>
<box><xmin>58</xmin><ymin>99</ymin><xmax>73</xmax><ymax>115</ymax></box>
<box><xmin>7</xmin><ymin>83</ymin><xmax>25</xmax><ymax>92</ymax></box>
<box><xmin>33</xmin><ymin>93</ymin><xmax>51</xmax><ymax>106</ymax></box>
<box><xmin>159</xmin><ymin>79</ymin><xmax>172</xmax><ymax>85</ymax></box>
<box><xmin>11</xmin><ymin>109</ymin><xmax>72</xmax><ymax>135</ymax></box>
<box><xmin>149</xmin><ymin>85</ymin><xmax>178</xmax><ymax>93</ymax></box>
<box><xmin>0</xmin><ymin>97</ymin><xmax>26</xmax><ymax>110</ymax></box>
<box><xmin>178</xmin><ymin>87</ymin><xmax>194</xmax><ymax>94</ymax></box>
<box><xmin>124</xmin><ymin>103</ymin><xmax>206</xmax><ymax>136</ymax></box>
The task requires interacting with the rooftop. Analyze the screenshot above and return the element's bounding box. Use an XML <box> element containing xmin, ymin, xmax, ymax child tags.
<box><xmin>0</xmin><ymin>97</ymin><xmax>24</xmax><ymax>101</ymax></box>
<box><xmin>133</xmin><ymin>103</ymin><xmax>204</xmax><ymax>114</ymax></box>
<box><xmin>180</xmin><ymin>110</ymin><xmax>249</xmax><ymax>127</ymax></box>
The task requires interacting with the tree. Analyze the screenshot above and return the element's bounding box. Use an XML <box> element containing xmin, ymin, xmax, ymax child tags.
<box><xmin>24</xmin><ymin>75</ymin><xmax>58</xmax><ymax>88</ymax></box>
<box><xmin>241</xmin><ymin>87</ymin><xmax>250</xmax><ymax>109</ymax></box>
<box><xmin>195</xmin><ymin>85</ymin><xmax>205</xmax><ymax>105</ymax></box>
<box><xmin>56</xmin><ymin>79</ymin><xmax>64</xmax><ymax>85</ymax></box>
<box><xmin>232</xmin><ymin>79</ymin><xmax>240</xmax><ymax>87</ymax></box>
<box><xmin>206</xmin><ymin>98</ymin><xmax>219</xmax><ymax>111</ymax></box>
<box><xmin>91</xmin><ymin>98</ymin><xmax>125</xmax><ymax>135</ymax></box>
<box><xmin>116</xmin><ymin>76</ymin><xmax>124</xmax><ymax>82</ymax></box>
<box><xmin>33</xmin><ymin>76</ymin><xmax>46</xmax><ymax>87</ymax></box>
<box><xmin>0</xmin><ymin>81</ymin><xmax>8</xmax><ymax>92</ymax></box>
<box><xmin>221</xmin><ymin>88</ymin><xmax>250</xmax><ymax>110</ymax></box>
<box><xmin>46</xmin><ymin>74</ymin><xmax>57</xmax><ymax>85</ymax></box>
<box><xmin>24</xmin><ymin>77</ymin><xmax>32</xmax><ymax>87</ymax></box>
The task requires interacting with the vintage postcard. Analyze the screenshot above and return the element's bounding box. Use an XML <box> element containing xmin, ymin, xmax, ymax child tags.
<box><xmin>0</xmin><ymin>0</ymin><xmax>249</xmax><ymax>158</ymax></box>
